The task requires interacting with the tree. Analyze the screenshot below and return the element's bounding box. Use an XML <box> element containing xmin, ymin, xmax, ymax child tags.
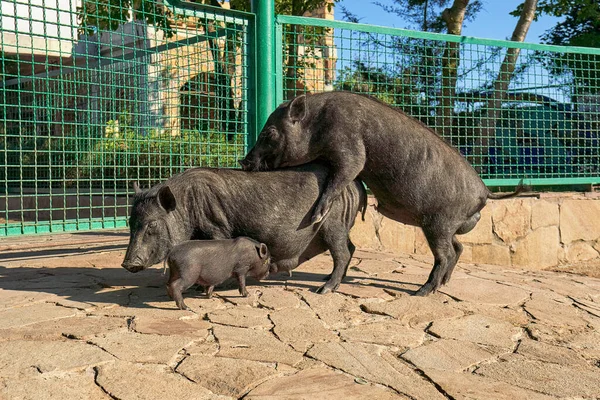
<box><xmin>78</xmin><ymin>0</ymin><xmax>174</xmax><ymax>38</ymax></box>
<box><xmin>438</xmin><ymin>0</ymin><xmax>470</xmax><ymax>135</ymax></box>
<box><xmin>78</xmin><ymin>0</ymin><xmax>337</xmax><ymax>138</ymax></box>
<box><xmin>340</xmin><ymin>0</ymin><xmax>483</xmax><ymax>134</ymax></box>
<box><xmin>534</xmin><ymin>1</ymin><xmax>600</xmax><ymax>95</ymax></box>
<box><xmin>371</xmin><ymin>0</ymin><xmax>482</xmax><ymax>33</ymax></box>
<box><xmin>474</xmin><ymin>0</ymin><xmax>539</xmax><ymax>171</ymax></box>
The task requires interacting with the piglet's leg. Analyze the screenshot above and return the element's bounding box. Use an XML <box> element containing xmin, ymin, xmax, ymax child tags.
<box><xmin>236</xmin><ymin>274</ymin><xmax>249</xmax><ymax>297</ymax></box>
<box><xmin>206</xmin><ymin>286</ymin><xmax>214</xmax><ymax>299</ymax></box>
<box><xmin>168</xmin><ymin>279</ymin><xmax>190</xmax><ymax>311</ymax></box>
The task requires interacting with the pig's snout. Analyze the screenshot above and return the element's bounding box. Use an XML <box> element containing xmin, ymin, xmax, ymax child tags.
<box><xmin>121</xmin><ymin>257</ymin><xmax>146</xmax><ymax>273</ymax></box>
<box><xmin>238</xmin><ymin>159</ymin><xmax>251</xmax><ymax>171</ymax></box>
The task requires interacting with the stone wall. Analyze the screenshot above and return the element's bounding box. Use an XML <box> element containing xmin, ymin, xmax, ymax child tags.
<box><xmin>350</xmin><ymin>193</ymin><xmax>600</xmax><ymax>270</ymax></box>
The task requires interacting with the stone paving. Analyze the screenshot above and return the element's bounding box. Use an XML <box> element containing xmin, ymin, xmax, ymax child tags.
<box><xmin>1</xmin><ymin>233</ymin><xmax>599</xmax><ymax>399</ymax></box>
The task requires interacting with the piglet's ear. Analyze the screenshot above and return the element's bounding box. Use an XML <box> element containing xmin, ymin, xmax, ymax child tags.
<box><xmin>257</xmin><ymin>243</ymin><xmax>268</xmax><ymax>259</ymax></box>
<box><xmin>288</xmin><ymin>94</ymin><xmax>307</xmax><ymax>123</ymax></box>
<box><xmin>133</xmin><ymin>181</ymin><xmax>142</xmax><ymax>195</ymax></box>
<box><xmin>157</xmin><ymin>186</ymin><xmax>177</xmax><ymax>212</ymax></box>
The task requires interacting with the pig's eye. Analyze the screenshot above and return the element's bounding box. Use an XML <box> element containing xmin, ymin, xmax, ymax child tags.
<box><xmin>266</xmin><ymin>127</ymin><xmax>279</xmax><ymax>140</ymax></box>
<box><xmin>146</xmin><ymin>221</ymin><xmax>159</xmax><ymax>233</ymax></box>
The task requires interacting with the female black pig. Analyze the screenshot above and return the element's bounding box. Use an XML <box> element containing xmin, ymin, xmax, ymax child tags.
<box><xmin>121</xmin><ymin>163</ymin><xmax>366</xmax><ymax>294</ymax></box>
<box><xmin>165</xmin><ymin>237</ymin><xmax>271</xmax><ymax>310</ymax></box>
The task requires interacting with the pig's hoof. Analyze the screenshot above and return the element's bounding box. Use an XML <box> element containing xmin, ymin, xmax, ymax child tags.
<box><xmin>316</xmin><ymin>283</ymin><xmax>337</xmax><ymax>294</ymax></box>
<box><xmin>414</xmin><ymin>284</ymin><xmax>435</xmax><ymax>296</ymax></box>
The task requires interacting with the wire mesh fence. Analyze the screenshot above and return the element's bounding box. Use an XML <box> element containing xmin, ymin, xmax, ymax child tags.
<box><xmin>1</xmin><ymin>0</ymin><xmax>253</xmax><ymax>235</ymax></box>
<box><xmin>2</xmin><ymin>4</ymin><xmax>600</xmax><ymax>237</ymax></box>
<box><xmin>276</xmin><ymin>16</ymin><xmax>600</xmax><ymax>186</ymax></box>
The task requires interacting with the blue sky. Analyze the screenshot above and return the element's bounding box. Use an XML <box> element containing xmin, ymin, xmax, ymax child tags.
<box><xmin>336</xmin><ymin>0</ymin><xmax>563</xmax><ymax>43</ymax></box>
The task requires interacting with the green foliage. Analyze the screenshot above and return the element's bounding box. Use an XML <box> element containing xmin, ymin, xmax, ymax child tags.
<box><xmin>75</xmin><ymin>114</ymin><xmax>245</xmax><ymax>186</ymax></box>
<box><xmin>341</xmin><ymin>0</ymin><xmax>482</xmax><ymax>32</ymax></box>
<box><xmin>334</xmin><ymin>60</ymin><xmax>438</xmax><ymax>126</ymax></box>
<box><xmin>228</xmin><ymin>0</ymin><xmax>338</xmax><ymax>15</ymax></box>
<box><xmin>77</xmin><ymin>0</ymin><xmax>174</xmax><ymax>37</ymax></box>
<box><xmin>0</xmin><ymin>110</ymin><xmax>245</xmax><ymax>189</ymax></box>
<box><xmin>519</xmin><ymin>0</ymin><xmax>600</xmax><ymax>94</ymax></box>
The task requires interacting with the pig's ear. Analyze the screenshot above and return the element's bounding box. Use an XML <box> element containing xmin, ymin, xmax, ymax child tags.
<box><xmin>133</xmin><ymin>181</ymin><xmax>142</xmax><ymax>195</ymax></box>
<box><xmin>288</xmin><ymin>94</ymin><xmax>307</xmax><ymax>123</ymax></box>
<box><xmin>257</xmin><ymin>243</ymin><xmax>268</xmax><ymax>259</ymax></box>
<box><xmin>157</xmin><ymin>186</ymin><xmax>177</xmax><ymax>212</ymax></box>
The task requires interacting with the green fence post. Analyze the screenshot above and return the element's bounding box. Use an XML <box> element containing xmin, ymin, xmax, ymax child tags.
<box><xmin>251</xmin><ymin>0</ymin><xmax>276</xmax><ymax>139</ymax></box>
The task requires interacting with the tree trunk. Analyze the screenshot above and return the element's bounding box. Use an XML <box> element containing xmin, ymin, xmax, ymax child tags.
<box><xmin>437</xmin><ymin>0</ymin><xmax>469</xmax><ymax>136</ymax></box>
<box><xmin>473</xmin><ymin>0</ymin><xmax>538</xmax><ymax>172</ymax></box>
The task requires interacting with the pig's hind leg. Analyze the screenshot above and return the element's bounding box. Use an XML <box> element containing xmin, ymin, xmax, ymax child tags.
<box><xmin>415</xmin><ymin>217</ymin><xmax>457</xmax><ymax>296</ymax></box>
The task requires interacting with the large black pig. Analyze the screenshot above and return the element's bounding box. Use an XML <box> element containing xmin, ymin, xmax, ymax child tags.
<box><xmin>121</xmin><ymin>163</ymin><xmax>366</xmax><ymax>294</ymax></box>
<box><xmin>240</xmin><ymin>91</ymin><xmax>525</xmax><ymax>296</ymax></box>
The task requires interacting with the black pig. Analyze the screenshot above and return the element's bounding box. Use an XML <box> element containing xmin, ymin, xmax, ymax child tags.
<box><xmin>165</xmin><ymin>238</ymin><xmax>270</xmax><ymax>310</ymax></box>
<box><xmin>240</xmin><ymin>91</ymin><xmax>525</xmax><ymax>296</ymax></box>
<box><xmin>121</xmin><ymin>163</ymin><xmax>366</xmax><ymax>294</ymax></box>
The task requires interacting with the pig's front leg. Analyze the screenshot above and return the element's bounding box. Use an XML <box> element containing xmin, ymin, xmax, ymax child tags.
<box><xmin>236</xmin><ymin>273</ymin><xmax>249</xmax><ymax>297</ymax></box>
<box><xmin>310</xmin><ymin>150</ymin><xmax>365</xmax><ymax>225</ymax></box>
<box><xmin>206</xmin><ymin>285</ymin><xmax>214</xmax><ymax>299</ymax></box>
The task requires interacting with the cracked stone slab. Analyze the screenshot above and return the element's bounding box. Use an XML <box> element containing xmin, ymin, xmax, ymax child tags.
<box><xmin>307</xmin><ymin>341</ymin><xmax>446</xmax><ymax>400</ymax></box>
<box><xmin>566</xmin><ymin>330</ymin><xmax>600</xmax><ymax>360</ymax></box>
<box><xmin>0</xmin><ymin>289</ymin><xmax>56</xmax><ymax>310</ymax></box>
<box><xmin>299</xmin><ymin>291</ymin><xmax>368</xmax><ymax>329</ymax></box>
<box><xmin>270</xmin><ymin>308</ymin><xmax>338</xmax><ymax>352</ymax></box>
<box><xmin>177</xmin><ymin>355</ymin><xmax>295</xmax><ymax>397</ymax></box>
<box><xmin>131</xmin><ymin>316</ymin><xmax>212</xmax><ymax>336</ymax></box>
<box><xmin>476</xmin><ymin>354</ymin><xmax>600</xmax><ymax>398</ymax></box>
<box><xmin>425</xmin><ymin>369</ymin><xmax>556</xmax><ymax>400</ymax></box>
<box><xmin>525</xmin><ymin>275</ymin><xmax>597</xmax><ymax>298</ymax></box>
<box><xmin>516</xmin><ymin>339</ymin><xmax>589</xmax><ymax>367</ymax></box>
<box><xmin>246</xmin><ymin>366</ymin><xmax>404</xmax><ymax>399</ymax></box>
<box><xmin>454</xmin><ymin>302</ymin><xmax>530</xmax><ymax>326</ymax></box>
<box><xmin>93</xmin><ymin>304</ymin><xmax>197</xmax><ymax>320</ymax></box>
<box><xmin>258</xmin><ymin>288</ymin><xmax>301</xmax><ymax>310</ymax></box>
<box><xmin>0</xmin><ymin>302</ymin><xmax>78</xmax><ymax>329</ymax></box>
<box><xmin>440</xmin><ymin>277</ymin><xmax>530</xmax><ymax>306</ymax></box>
<box><xmin>401</xmin><ymin>339</ymin><xmax>501</xmax><ymax>372</ymax></box>
<box><xmin>428</xmin><ymin>314</ymin><xmax>522</xmax><ymax>349</ymax></box>
<box><xmin>0</xmin><ymin>369</ymin><xmax>111</xmax><ymax>400</ymax></box>
<box><xmin>569</xmin><ymin>295</ymin><xmax>600</xmax><ymax>318</ymax></box>
<box><xmin>0</xmin><ymin>314</ymin><xmax>128</xmax><ymax>342</ymax></box>
<box><xmin>95</xmin><ymin>361</ymin><xmax>230</xmax><ymax>400</ymax></box>
<box><xmin>89</xmin><ymin>331</ymin><xmax>196</xmax><ymax>364</ymax></box>
<box><xmin>336</xmin><ymin>282</ymin><xmax>397</xmax><ymax>300</ymax></box>
<box><xmin>361</xmin><ymin>295</ymin><xmax>463</xmax><ymax>328</ymax></box>
<box><xmin>216</xmin><ymin>288</ymin><xmax>262</xmax><ymax>306</ymax></box>
<box><xmin>0</xmin><ymin>340</ymin><xmax>114</xmax><ymax>378</ymax></box>
<box><xmin>349</xmin><ymin>259</ymin><xmax>401</xmax><ymax>275</ymax></box>
<box><xmin>208</xmin><ymin>307</ymin><xmax>272</xmax><ymax>329</ymax></box>
<box><xmin>339</xmin><ymin>321</ymin><xmax>425</xmax><ymax>350</ymax></box>
<box><xmin>524</xmin><ymin>293</ymin><xmax>589</xmax><ymax>330</ymax></box>
<box><xmin>213</xmin><ymin>325</ymin><xmax>304</xmax><ymax>366</ymax></box>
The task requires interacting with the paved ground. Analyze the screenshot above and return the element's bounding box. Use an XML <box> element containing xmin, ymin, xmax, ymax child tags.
<box><xmin>1</xmin><ymin>232</ymin><xmax>599</xmax><ymax>400</ymax></box>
